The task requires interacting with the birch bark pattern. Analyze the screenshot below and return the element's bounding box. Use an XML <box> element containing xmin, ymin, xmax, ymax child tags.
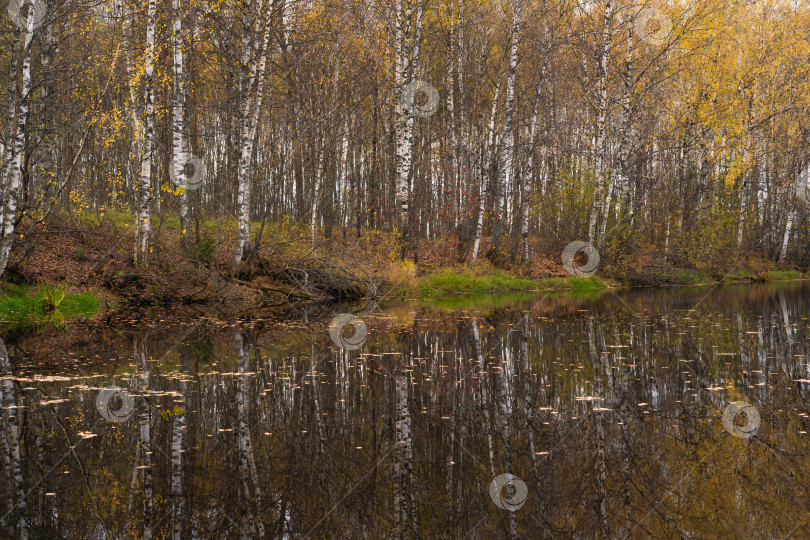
<box><xmin>471</xmin><ymin>73</ymin><xmax>503</xmax><ymax>263</ymax></box>
<box><xmin>0</xmin><ymin>8</ymin><xmax>36</xmax><ymax>277</ymax></box>
<box><xmin>394</xmin><ymin>0</ymin><xmax>413</xmax><ymax>224</ymax></box>
<box><xmin>171</xmin><ymin>0</ymin><xmax>189</xmax><ymax>246</ymax></box>
<box><xmin>234</xmin><ymin>0</ymin><xmax>273</xmax><ymax>267</ymax></box>
<box><xmin>523</xmin><ymin>69</ymin><xmax>545</xmax><ymax>262</ymax></box>
<box><xmin>134</xmin><ymin>0</ymin><xmax>158</xmax><ymax>264</ymax></box>
<box><xmin>587</xmin><ymin>1</ymin><xmax>613</xmax><ymax>244</ymax></box>
<box><xmin>0</xmin><ymin>337</ymin><xmax>27</xmax><ymax>539</ymax></box>
<box><xmin>492</xmin><ymin>0</ymin><xmax>521</xmax><ymax>254</ymax></box>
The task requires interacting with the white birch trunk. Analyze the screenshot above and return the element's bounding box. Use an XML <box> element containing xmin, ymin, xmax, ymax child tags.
<box><xmin>233</xmin><ymin>0</ymin><xmax>272</xmax><ymax>266</ymax></box>
<box><xmin>135</xmin><ymin>0</ymin><xmax>158</xmax><ymax>265</ymax></box>
<box><xmin>588</xmin><ymin>1</ymin><xmax>613</xmax><ymax>244</ymax></box>
<box><xmin>471</xmin><ymin>73</ymin><xmax>503</xmax><ymax>263</ymax></box>
<box><xmin>612</xmin><ymin>22</ymin><xmax>634</xmax><ymax>230</ymax></box>
<box><xmin>493</xmin><ymin>0</ymin><xmax>521</xmax><ymax>250</ymax></box>
<box><xmin>311</xmin><ymin>147</ymin><xmax>323</xmax><ymax>251</ymax></box>
<box><xmin>394</xmin><ymin>0</ymin><xmax>413</xmax><ymax>223</ymax></box>
<box><xmin>0</xmin><ymin>40</ymin><xmax>20</xmax><ymax>222</ymax></box>
<box><xmin>779</xmin><ymin>209</ymin><xmax>793</xmax><ymax>264</ymax></box>
<box><xmin>0</xmin><ymin>9</ymin><xmax>36</xmax><ymax>277</ymax></box>
<box><xmin>522</xmin><ymin>70</ymin><xmax>544</xmax><ymax>263</ymax></box>
<box><xmin>172</xmin><ymin>0</ymin><xmax>189</xmax><ymax>245</ymax></box>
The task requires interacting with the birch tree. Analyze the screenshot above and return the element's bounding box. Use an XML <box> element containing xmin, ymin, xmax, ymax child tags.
<box><xmin>0</xmin><ymin>4</ymin><xmax>37</xmax><ymax>277</ymax></box>
<box><xmin>233</xmin><ymin>0</ymin><xmax>273</xmax><ymax>267</ymax></box>
<box><xmin>471</xmin><ymin>72</ymin><xmax>503</xmax><ymax>263</ymax></box>
<box><xmin>587</xmin><ymin>0</ymin><xmax>613</xmax><ymax>245</ymax></box>
<box><xmin>491</xmin><ymin>0</ymin><xmax>521</xmax><ymax>257</ymax></box>
<box><xmin>135</xmin><ymin>0</ymin><xmax>158</xmax><ymax>264</ymax></box>
<box><xmin>393</xmin><ymin>0</ymin><xmax>424</xmax><ymax>246</ymax></box>
<box><xmin>171</xmin><ymin>0</ymin><xmax>190</xmax><ymax>246</ymax></box>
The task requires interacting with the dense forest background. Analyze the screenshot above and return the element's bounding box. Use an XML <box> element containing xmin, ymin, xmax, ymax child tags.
<box><xmin>2</xmin><ymin>0</ymin><xmax>810</xmax><ymax>278</ymax></box>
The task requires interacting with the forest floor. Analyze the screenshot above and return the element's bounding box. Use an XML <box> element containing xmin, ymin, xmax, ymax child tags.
<box><xmin>0</xmin><ymin>210</ymin><xmax>806</xmax><ymax>333</ymax></box>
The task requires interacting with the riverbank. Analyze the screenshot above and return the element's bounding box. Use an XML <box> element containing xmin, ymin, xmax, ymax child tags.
<box><xmin>0</xmin><ymin>211</ymin><xmax>806</xmax><ymax>331</ymax></box>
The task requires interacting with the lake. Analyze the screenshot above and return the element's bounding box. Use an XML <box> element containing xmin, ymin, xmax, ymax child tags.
<box><xmin>2</xmin><ymin>282</ymin><xmax>810</xmax><ymax>538</ymax></box>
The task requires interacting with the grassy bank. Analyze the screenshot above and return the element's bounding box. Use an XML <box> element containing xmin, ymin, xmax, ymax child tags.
<box><xmin>0</xmin><ymin>283</ymin><xmax>99</xmax><ymax>332</ymax></box>
<box><xmin>415</xmin><ymin>267</ymin><xmax>610</xmax><ymax>297</ymax></box>
<box><xmin>411</xmin><ymin>267</ymin><xmax>809</xmax><ymax>298</ymax></box>
<box><xmin>2</xmin><ymin>211</ymin><xmax>809</xmax><ymax>312</ymax></box>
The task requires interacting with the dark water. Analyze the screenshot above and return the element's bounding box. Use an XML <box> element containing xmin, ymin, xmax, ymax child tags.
<box><xmin>2</xmin><ymin>282</ymin><xmax>810</xmax><ymax>538</ymax></box>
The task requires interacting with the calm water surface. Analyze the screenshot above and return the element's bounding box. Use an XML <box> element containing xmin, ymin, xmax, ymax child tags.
<box><xmin>2</xmin><ymin>282</ymin><xmax>810</xmax><ymax>538</ymax></box>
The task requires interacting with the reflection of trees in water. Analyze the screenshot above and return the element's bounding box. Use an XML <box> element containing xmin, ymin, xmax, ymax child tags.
<box><xmin>2</xmin><ymin>285</ymin><xmax>810</xmax><ymax>537</ymax></box>
<box><xmin>0</xmin><ymin>336</ymin><xmax>27</xmax><ymax>539</ymax></box>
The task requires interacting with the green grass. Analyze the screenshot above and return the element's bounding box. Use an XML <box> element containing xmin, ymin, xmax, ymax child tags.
<box><xmin>537</xmin><ymin>275</ymin><xmax>608</xmax><ymax>293</ymax></box>
<box><xmin>0</xmin><ymin>282</ymin><xmax>99</xmax><ymax>332</ymax></box>
<box><xmin>418</xmin><ymin>269</ymin><xmax>538</xmax><ymax>297</ymax></box>
<box><xmin>758</xmin><ymin>269</ymin><xmax>804</xmax><ymax>281</ymax></box>
<box><xmin>416</xmin><ymin>269</ymin><xmax>609</xmax><ymax>298</ymax></box>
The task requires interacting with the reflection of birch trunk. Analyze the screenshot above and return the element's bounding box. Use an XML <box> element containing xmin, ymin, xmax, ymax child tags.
<box><xmin>521</xmin><ymin>314</ymin><xmax>544</xmax><ymax>518</ymax></box>
<box><xmin>124</xmin><ymin>441</ymin><xmax>142</xmax><ymax>534</ymax></box>
<box><xmin>311</xmin><ymin>337</ymin><xmax>325</xmax><ymax>449</ymax></box>
<box><xmin>0</xmin><ymin>337</ymin><xmax>27</xmax><ymax>539</ymax></box>
<box><xmin>497</xmin><ymin>335</ymin><xmax>516</xmax><ymax>537</ymax></box>
<box><xmin>233</xmin><ymin>329</ymin><xmax>265</xmax><ymax>539</ymax></box>
<box><xmin>779</xmin><ymin>292</ymin><xmax>793</xmax><ymax>347</ymax></box>
<box><xmin>171</xmin><ymin>380</ymin><xmax>186</xmax><ymax>540</ymax></box>
<box><xmin>619</xmin><ymin>422</ymin><xmax>632</xmax><ymax>540</ymax></box>
<box><xmin>588</xmin><ymin>320</ymin><xmax>610</xmax><ymax>539</ymax></box>
<box><xmin>394</xmin><ymin>356</ymin><xmax>418</xmax><ymax>539</ymax></box>
<box><xmin>0</xmin><ymin>400</ymin><xmax>14</xmax><ymax>539</ymax></box>
<box><xmin>136</xmin><ymin>339</ymin><xmax>153</xmax><ymax>540</ymax></box>
<box><xmin>471</xmin><ymin>317</ymin><xmax>496</xmax><ymax>477</ymax></box>
<box><xmin>444</xmin><ymin>377</ymin><xmax>456</xmax><ymax>531</ymax></box>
